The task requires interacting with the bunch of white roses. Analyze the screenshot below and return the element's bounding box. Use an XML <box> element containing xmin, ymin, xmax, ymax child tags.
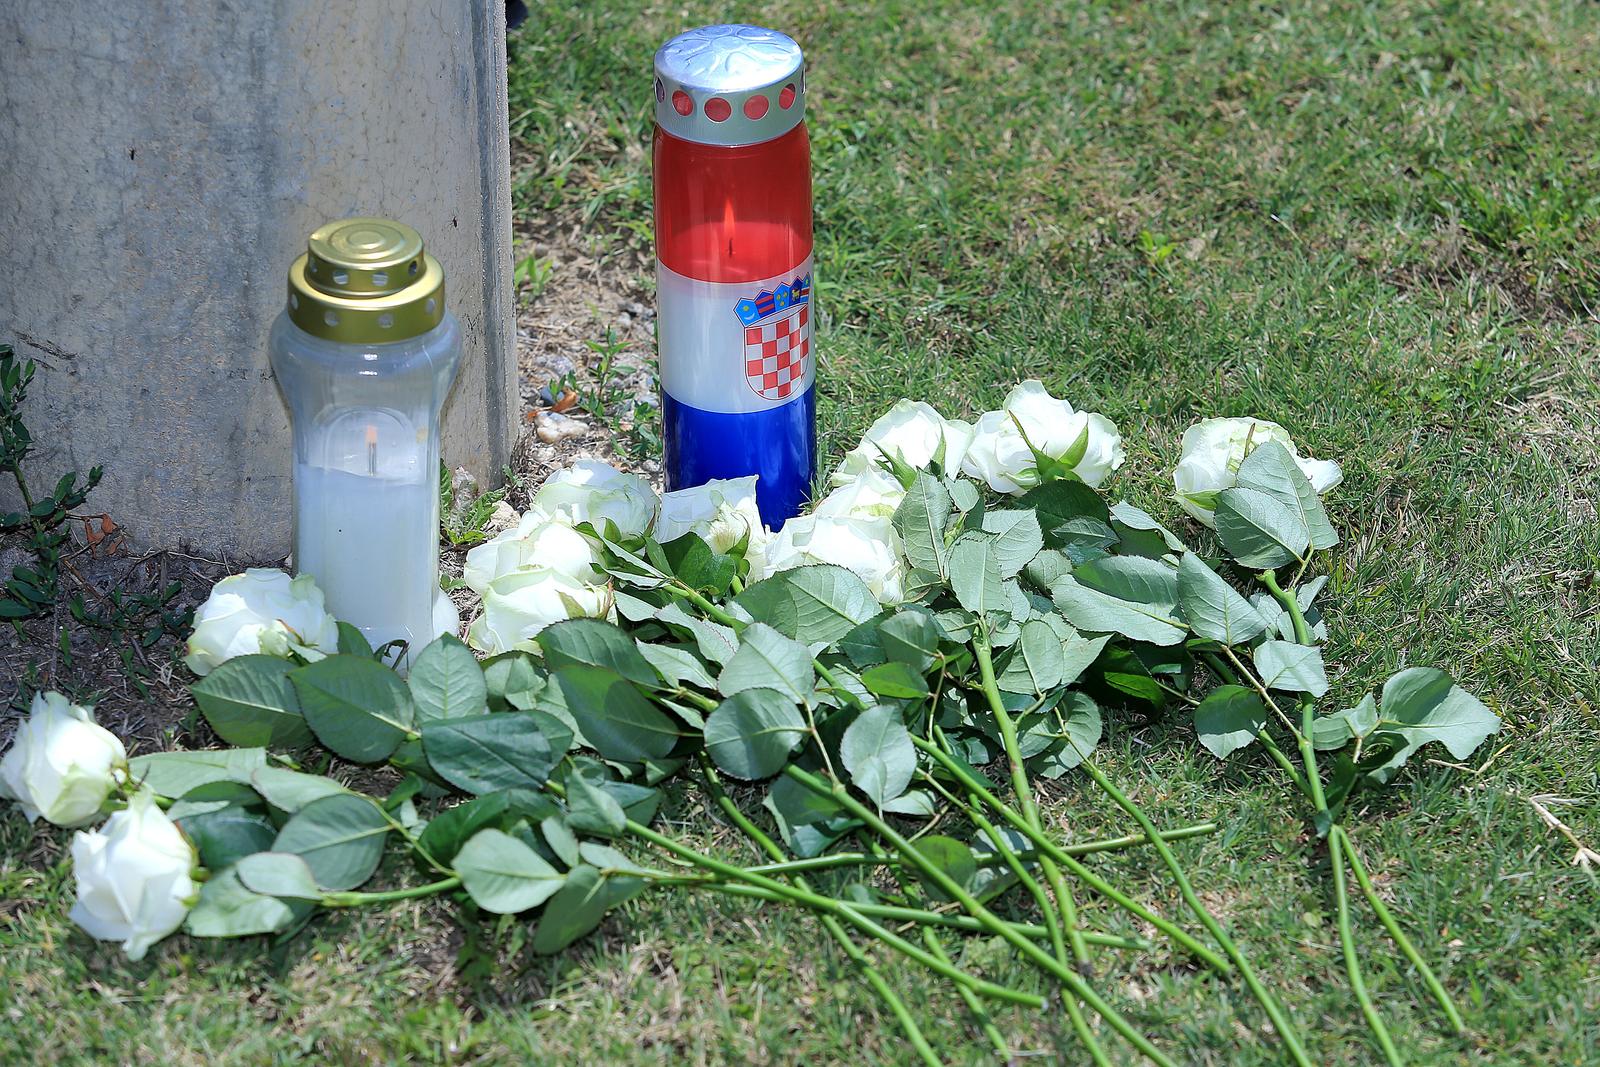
<box><xmin>0</xmin><ymin>693</ymin><xmax>198</xmax><ymax>960</ymax></box>
<box><xmin>179</xmin><ymin>390</ymin><xmax>1343</xmax><ymax>668</ymax></box>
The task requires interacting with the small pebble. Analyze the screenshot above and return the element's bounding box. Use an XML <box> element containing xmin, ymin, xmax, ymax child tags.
<box><xmin>642</xmin><ymin>460</ymin><xmax>661</xmax><ymax>474</ymax></box>
<box><xmin>547</xmin><ymin>356</ymin><xmax>576</xmax><ymax>377</ymax></box>
<box><xmin>485</xmin><ymin>500</ymin><xmax>519</xmax><ymax>534</ymax></box>
<box><xmin>538</xmin><ymin>385</ymin><xmax>556</xmax><ymax>406</ymax></box>
<box><xmin>535</xmin><ymin>411</ymin><xmax>588</xmax><ymax>444</ymax></box>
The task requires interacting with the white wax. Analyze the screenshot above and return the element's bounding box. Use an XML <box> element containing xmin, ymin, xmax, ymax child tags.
<box><xmin>294</xmin><ymin>463</ymin><xmax>438</xmax><ymax>660</ymax></box>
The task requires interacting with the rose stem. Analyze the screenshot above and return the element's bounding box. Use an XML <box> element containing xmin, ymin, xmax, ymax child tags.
<box><xmin>1072</xmin><ymin>754</ymin><xmax>1313</xmax><ymax>1067</ymax></box>
<box><xmin>697</xmin><ymin>756</ymin><xmax>945</xmax><ymax>1067</ymax></box>
<box><xmin>784</xmin><ymin>765</ymin><xmax>1175</xmax><ymax>1067</ymax></box>
<box><xmin>910</xmin><ymin>735</ymin><xmax>1231</xmax><ymax>974</ymax></box>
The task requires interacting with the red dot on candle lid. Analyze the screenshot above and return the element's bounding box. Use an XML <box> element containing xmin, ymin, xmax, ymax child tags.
<box><xmin>779</xmin><ymin>83</ymin><xmax>797</xmax><ymax>109</ymax></box>
<box><xmin>671</xmin><ymin>90</ymin><xmax>693</xmax><ymax>116</ymax></box>
<box><xmin>743</xmin><ymin>95</ymin><xmax>769</xmax><ymax>120</ymax></box>
<box><xmin>705</xmin><ymin>97</ymin><xmax>731</xmax><ymax>122</ymax></box>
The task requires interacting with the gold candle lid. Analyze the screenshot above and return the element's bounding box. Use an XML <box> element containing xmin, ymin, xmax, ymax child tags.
<box><xmin>286</xmin><ymin>218</ymin><xmax>446</xmax><ymax>344</ymax></box>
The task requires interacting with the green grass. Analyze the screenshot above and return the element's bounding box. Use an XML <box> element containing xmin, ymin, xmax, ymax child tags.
<box><xmin>6</xmin><ymin>1</ymin><xmax>1600</xmax><ymax>1062</ymax></box>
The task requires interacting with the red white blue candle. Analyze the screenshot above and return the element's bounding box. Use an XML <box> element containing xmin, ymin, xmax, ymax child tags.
<box><xmin>653</xmin><ymin>25</ymin><xmax>815</xmax><ymax>526</ymax></box>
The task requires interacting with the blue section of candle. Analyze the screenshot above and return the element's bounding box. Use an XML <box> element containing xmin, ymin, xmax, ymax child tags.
<box><xmin>662</xmin><ymin>387</ymin><xmax>815</xmax><ymax>528</ymax></box>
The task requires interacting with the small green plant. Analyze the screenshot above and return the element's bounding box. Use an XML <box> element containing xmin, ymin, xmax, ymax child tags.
<box><xmin>1136</xmin><ymin>229</ymin><xmax>1178</xmax><ymax>269</ymax></box>
<box><xmin>0</xmin><ymin>344</ymin><xmax>103</xmax><ymax>626</ymax></box>
<box><xmin>513</xmin><ymin>252</ymin><xmax>554</xmax><ymax>303</ymax></box>
<box><xmin>439</xmin><ymin>461</ymin><xmax>509</xmax><ymax>548</ymax></box>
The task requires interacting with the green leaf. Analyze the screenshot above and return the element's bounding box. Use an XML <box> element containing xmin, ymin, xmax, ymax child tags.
<box><xmin>1194</xmin><ymin>685</ymin><xmax>1269</xmax><ymax>758</ymax></box>
<box><xmin>948</xmin><ymin>478</ymin><xmax>980</xmax><ymax>512</ymax></box>
<box><xmin>482</xmin><ymin>652</ymin><xmax>546</xmax><ymax>711</ymax></box>
<box><xmin>861</xmin><ymin>660</ymin><xmax>931</xmax><ymax>699</ymax></box>
<box><xmin>996</xmin><ymin>619</ymin><xmax>1068</xmax><ymax>694</ymax></box>
<box><xmin>129</xmin><ymin>748</ymin><xmax>267</xmax><ymax>797</ymax></box>
<box><xmin>421</xmin><ymin>712</ymin><xmax>572</xmax><ymax>794</ymax></box>
<box><xmin>185</xmin><ymin>867</ymin><xmax>305</xmax><ymax>938</ymax></box>
<box><xmin>1363</xmin><ymin>669</ymin><xmax>1500</xmax><ymax>782</ymax></box>
<box><xmin>564</xmin><ymin>773</ymin><xmax>628</xmax><ymax>837</ymax></box>
<box><xmin>1034</xmin><ymin>692</ymin><xmax>1103</xmax><ymax>776</ymax></box>
<box><xmin>456</xmin><ymin>828</ymin><xmax>566</xmax><ymax>914</ymax></box>
<box><xmin>764</xmin><ymin>775</ymin><xmax>859</xmax><ymax>858</ymax></box>
<box><xmin>336</xmin><ymin>622</ymin><xmax>374</xmax><ymax>658</ymax></box>
<box><xmin>1312</xmin><ymin>694</ymin><xmax>1380</xmax><ymax>751</ymax></box>
<box><xmin>949</xmin><ymin>534</ymin><xmax>1006</xmax><ymax>616</ymax></box>
<box><xmin>235</xmin><ymin>852</ymin><xmax>323</xmax><ymax>899</ymax></box>
<box><xmin>1018</xmin><ymin>480</ymin><xmax>1111</xmax><ymax>547</ymax></box>
<box><xmin>417</xmin><ymin>790</ymin><xmax>557</xmax><ymax>865</ymax></box>
<box><xmin>577</xmin><ymin>841</ymin><xmax>656</xmax><ymax>876</ymax></box>
<box><xmin>541</xmin><ymin>814</ymin><xmax>582</xmax><ymax>866</ymax></box>
<box><xmin>538</xmin><ymin>619</ymin><xmax>660</xmax><ymax>688</ymax></box>
<box><xmin>893</xmin><ymin>473</ymin><xmax>953</xmax><ymax>577</ymax></box>
<box><xmin>1096</xmin><ymin>646</ymin><xmax>1165</xmax><ymax>704</ymax></box>
<box><xmin>1235</xmin><ymin>441</ymin><xmax>1338</xmax><ymax>551</ymax></box>
<box><xmin>1108</xmin><ymin>501</ymin><xmax>1186</xmax><ymax>556</ymax></box>
<box><xmin>718</xmin><ymin>622</ymin><xmax>814</xmax><ymax>702</ymax></box>
<box><xmin>166</xmin><ymin>781</ymin><xmax>261</xmax><ymax>821</ymax></box>
<box><xmin>980</xmin><ymin>510</ymin><xmax>1044</xmax><ymax>577</ymax></box>
<box><xmin>909</xmin><ymin>834</ymin><xmax>979</xmax><ymax>903</ymax></box>
<box><xmin>658</xmin><ymin>533</ymin><xmax>739</xmax><ymax>594</ymax></box>
<box><xmin>1052</xmin><ymin>574</ymin><xmax>1185</xmax><ymax>647</ymax></box>
<box><xmin>735</xmin><ymin>564</ymin><xmax>880</xmax><ymax>644</ymax></box>
<box><xmin>877</xmin><ymin>609</ymin><xmax>943</xmax><ymax>671</ymax></box>
<box><xmin>1253</xmin><ymin>641</ymin><xmax>1329</xmax><ymax>696</ymax></box>
<box><xmin>249</xmin><ymin>768</ymin><xmax>350</xmax><ymax>813</ymax></box>
<box><xmin>637</xmin><ymin>642</ymin><xmax>717</xmax><ymax>691</ymax></box>
<box><xmin>703</xmin><ymin>689</ymin><xmax>808</xmax><ymax>780</ymax></box>
<box><xmin>531</xmin><ymin>864</ymin><xmax>646</xmax><ymax>954</ymax></box>
<box><xmin>1214</xmin><ymin>487</ymin><xmax>1309</xmax><ymax>570</ymax></box>
<box><xmin>176</xmin><ymin>806</ymin><xmax>278</xmax><ymax>870</ymax></box>
<box><xmin>408</xmin><ymin>634</ymin><xmax>488</xmax><ymax>724</ymax></box>
<box><xmin>840</xmin><ymin>705</ymin><xmax>916</xmax><ymax>808</ymax></box>
<box><xmin>290</xmin><ymin>655</ymin><xmax>415</xmax><ymax>763</ymax></box>
<box><xmin>272</xmin><ymin>793</ymin><xmax>390</xmax><ymax>891</ymax></box>
<box><xmin>1175</xmin><ymin>553</ymin><xmax>1270</xmax><ymax>645</ymax></box>
<box><xmin>553</xmin><ymin>666</ymin><xmax>679</xmax><ymax>761</ymax></box>
<box><xmin>656</xmin><ymin>602</ymin><xmax>741</xmax><ymax>665</ymax></box>
<box><xmin>191</xmin><ymin>655</ymin><xmax>312</xmax><ymax>748</ymax></box>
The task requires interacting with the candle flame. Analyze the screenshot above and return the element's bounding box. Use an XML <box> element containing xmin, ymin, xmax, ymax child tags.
<box><xmin>725</xmin><ymin>197</ymin><xmax>735</xmax><ymax>258</ymax></box>
<box><xmin>365</xmin><ymin>425</ymin><xmax>378</xmax><ymax>447</ymax></box>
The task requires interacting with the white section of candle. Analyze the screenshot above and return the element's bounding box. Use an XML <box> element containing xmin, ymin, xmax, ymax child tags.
<box><xmin>656</xmin><ymin>253</ymin><xmax>814</xmax><ymax>414</ymax></box>
<box><xmin>294</xmin><ymin>462</ymin><xmax>436</xmax><ymax>658</ymax></box>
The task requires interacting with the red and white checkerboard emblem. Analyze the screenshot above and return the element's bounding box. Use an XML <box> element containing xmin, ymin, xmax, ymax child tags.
<box><xmin>743</xmin><ymin>304</ymin><xmax>810</xmax><ymax>401</ymax></box>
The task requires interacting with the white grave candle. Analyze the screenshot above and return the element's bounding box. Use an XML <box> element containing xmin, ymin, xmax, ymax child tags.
<box><xmin>293</xmin><ymin>457</ymin><xmax>438</xmax><ymax>659</ymax></box>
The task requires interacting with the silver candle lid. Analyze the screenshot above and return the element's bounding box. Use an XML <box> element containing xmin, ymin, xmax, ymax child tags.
<box><xmin>654</xmin><ymin>24</ymin><xmax>805</xmax><ymax>147</ymax></box>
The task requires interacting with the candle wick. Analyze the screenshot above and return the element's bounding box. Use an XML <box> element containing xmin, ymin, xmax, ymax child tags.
<box><xmin>365</xmin><ymin>425</ymin><xmax>378</xmax><ymax>476</ymax></box>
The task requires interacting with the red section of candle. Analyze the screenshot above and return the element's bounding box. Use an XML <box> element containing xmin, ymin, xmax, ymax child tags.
<box><xmin>654</xmin><ymin>124</ymin><xmax>813</xmax><ymax>284</ymax></box>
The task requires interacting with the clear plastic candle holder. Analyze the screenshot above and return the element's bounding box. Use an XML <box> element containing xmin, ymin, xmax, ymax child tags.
<box><xmin>269</xmin><ymin>218</ymin><xmax>462</xmax><ymax>663</ymax></box>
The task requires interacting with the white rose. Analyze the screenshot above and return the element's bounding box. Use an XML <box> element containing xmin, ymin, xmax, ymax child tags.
<box><xmin>656</xmin><ymin>476</ymin><xmax>771</xmax><ymax>578</ymax></box>
<box><xmin>962</xmin><ymin>380</ymin><xmax>1125</xmax><ymax>494</ymax></box>
<box><xmin>832</xmin><ymin>400</ymin><xmax>975</xmax><ymax>485</ymax></box>
<box><xmin>765</xmin><ymin>514</ymin><xmax>906</xmax><ymax>605</ymax></box>
<box><xmin>466</xmin><ymin>567</ymin><xmax>615</xmax><ymax>654</ymax></box>
<box><xmin>811</xmin><ymin>466</ymin><xmax>907</xmax><ymax>521</ymax></box>
<box><xmin>1172</xmin><ymin>417</ymin><xmax>1344</xmax><ymax>528</ymax></box>
<box><xmin>0</xmin><ymin>692</ymin><xmax>127</xmax><ymax>828</ymax></box>
<box><xmin>529</xmin><ymin>460</ymin><xmax>658</xmax><ymax>539</ymax></box>
<box><xmin>69</xmin><ymin>791</ymin><xmax>199</xmax><ymax>961</ymax></box>
<box><xmin>462</xmin><ymin>512</ymin><xmax>602</xmax><ymax>595</ymax></box>
<box><xmin>183</xmin><ymin>568</ymin><xmax>339</xmax><ymax>676</ymax></box>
